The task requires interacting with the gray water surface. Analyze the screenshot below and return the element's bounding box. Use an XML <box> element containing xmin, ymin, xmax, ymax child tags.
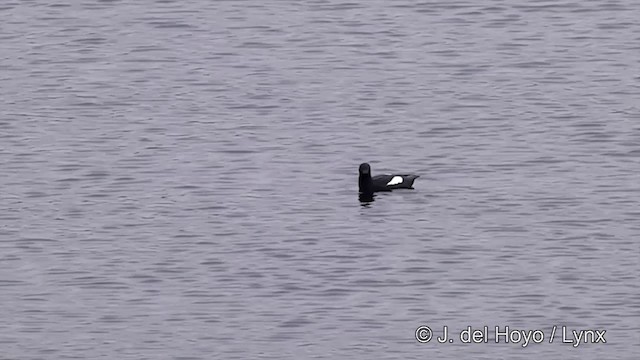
<box><xmin>1</xmin><ymin>0</ymin><xmax>639</xmax><ymax>359</ymax></box>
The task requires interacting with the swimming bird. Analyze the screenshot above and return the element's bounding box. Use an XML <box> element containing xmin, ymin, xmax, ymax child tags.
<box><xmin>358</xmin><ymin>162</ymin><xmax>419</xmax><ymax>195</ymax></box>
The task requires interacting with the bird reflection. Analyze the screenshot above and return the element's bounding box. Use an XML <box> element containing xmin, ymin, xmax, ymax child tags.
<box><xmin>359</xmin><ymin>193</ymin><xmax>375</xmax><ymax>206</ymax></box>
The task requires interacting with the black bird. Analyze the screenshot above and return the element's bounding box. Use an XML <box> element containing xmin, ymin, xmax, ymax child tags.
<box><xmin>358</xmin><ymin>162</ymin><xmax>419</xmax><ymax>196</ymax></box>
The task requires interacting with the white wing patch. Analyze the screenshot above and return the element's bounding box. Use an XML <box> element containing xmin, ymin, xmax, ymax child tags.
<box><xmin>386</xmin><ymin>176</ymin><xmax>403</xmax><ymax>186</ymax></box>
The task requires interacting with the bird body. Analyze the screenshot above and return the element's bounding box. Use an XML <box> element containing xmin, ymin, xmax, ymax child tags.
<box><xmin>358</xmin><ymin>163</ymin><xmax>419</xmax><ymax>195</ymax></box>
